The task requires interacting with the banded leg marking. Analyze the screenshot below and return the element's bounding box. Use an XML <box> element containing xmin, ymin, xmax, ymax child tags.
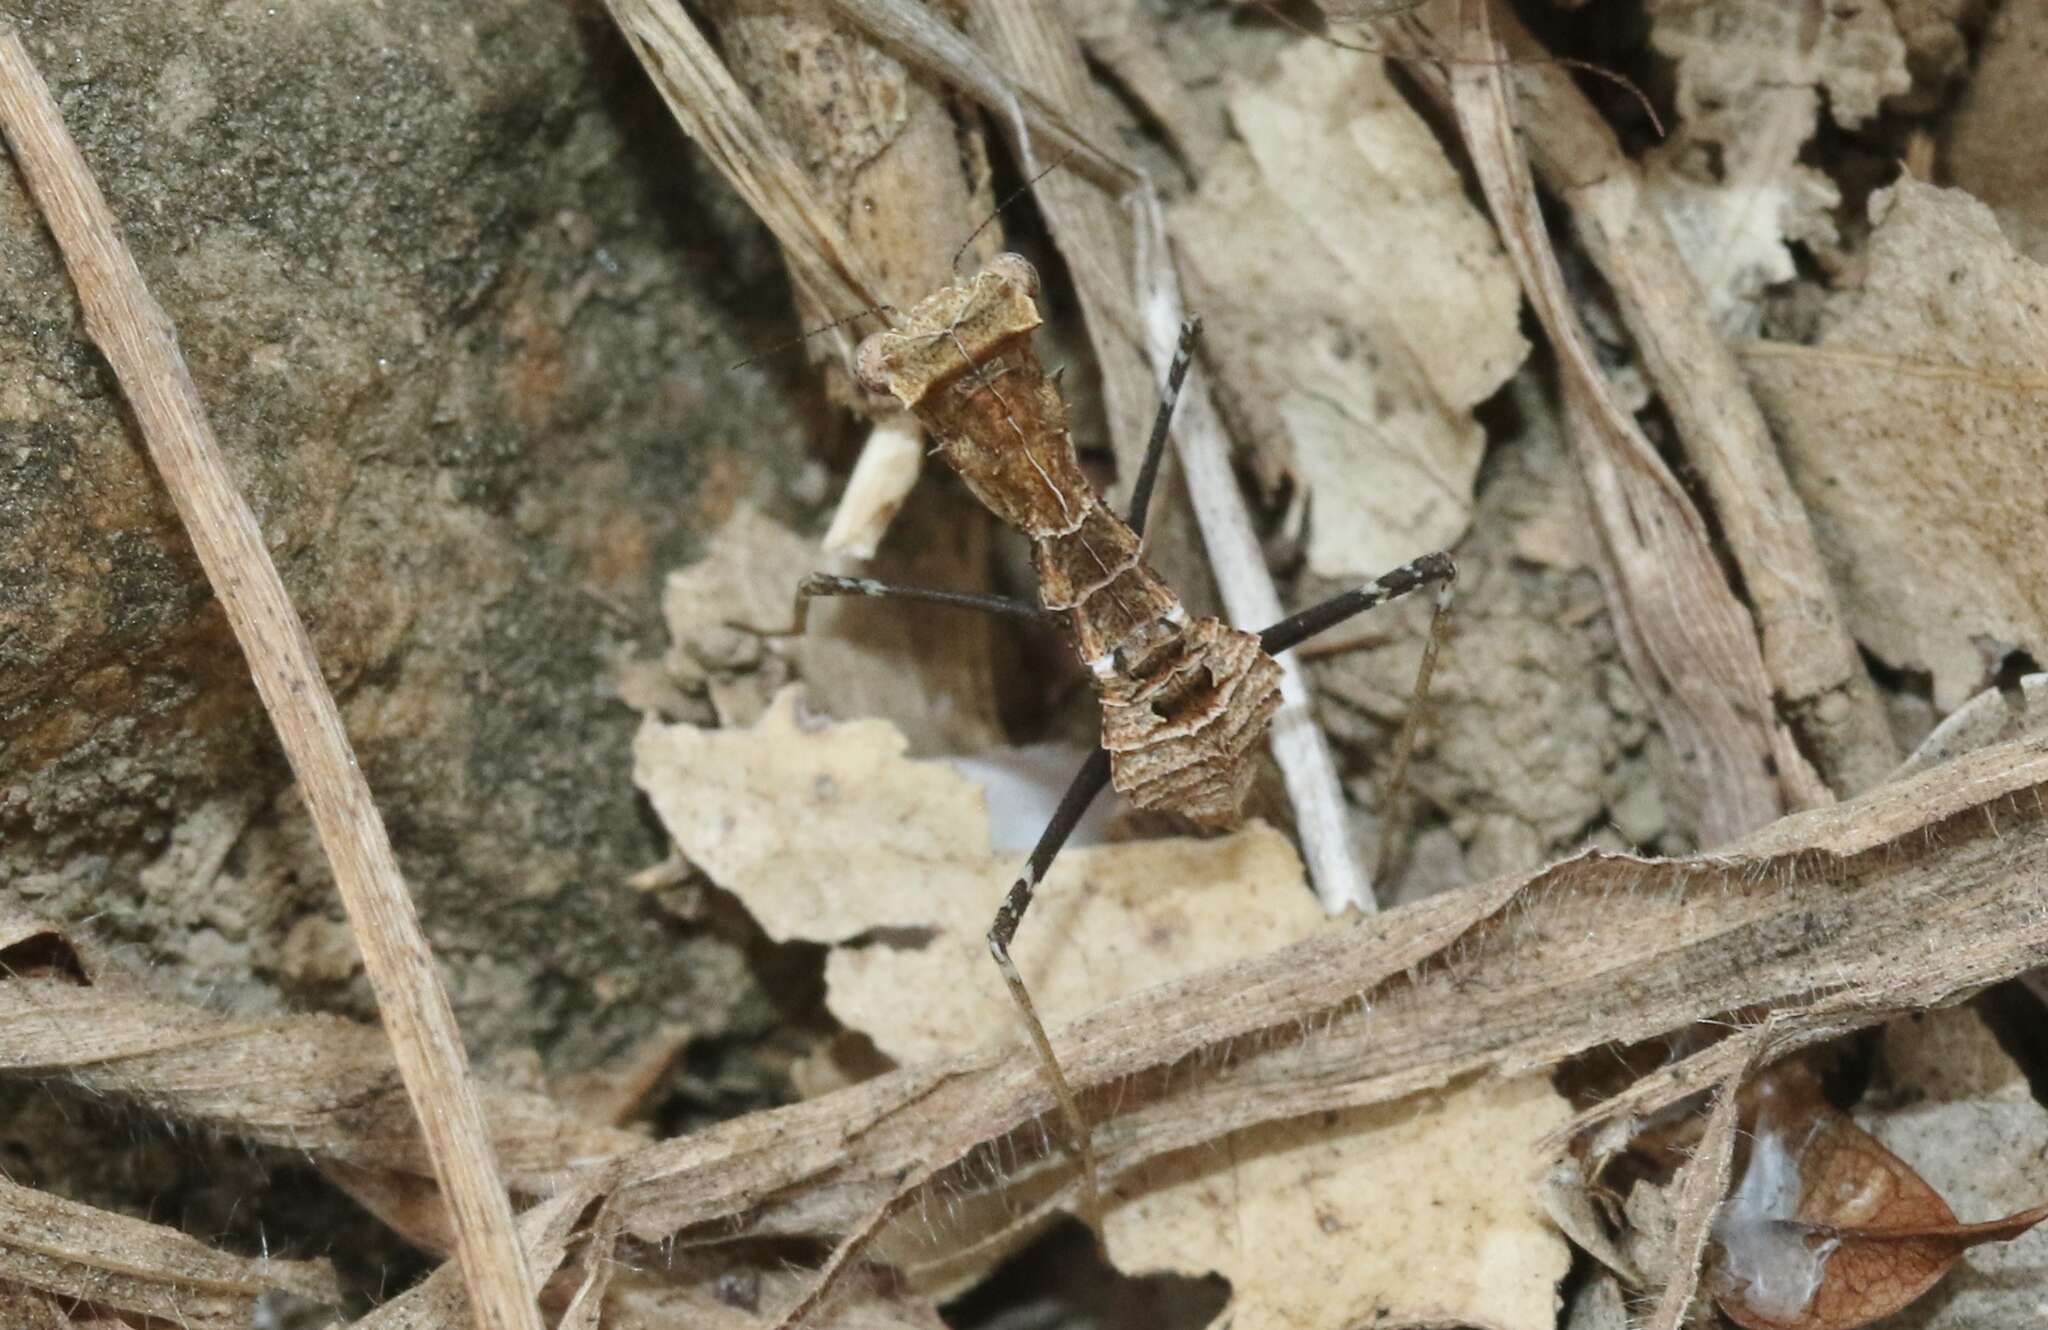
<box><xmin>986</xmin><ymin>746</ymin><xmax>1113</xmax><ymax>1236</ymax></box>
<box><xmin>1126</xmin><ymin>316</ymin><xmax>1203</xmax><ymax>541</ymax></box>
<box><xmin>1257</xmin><ymin>552</ymin><xmax>1458</xmax><ymax>883</ymax></box>
<box><xmin>732</xmin><ymin>572</ymin><xmax>1049</xmax><ymax>637</ymax></box>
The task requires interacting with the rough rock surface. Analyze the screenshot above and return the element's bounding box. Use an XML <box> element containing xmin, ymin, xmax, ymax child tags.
<box><xmin>0</xmin><ymin>3</ymin><xmax>810</xmax><ymax>1081</ymax></box>
<box><xmin>1307</xmin><ymin>388</ymin><xmax>1679</xmax><ymax>899</ymax></box>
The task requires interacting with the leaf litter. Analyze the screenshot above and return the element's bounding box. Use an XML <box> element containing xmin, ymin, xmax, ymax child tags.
<box><xmin>12</xmin><ymin>665</ymin><xmax>2048</xmax><ymax>1324</ymax></box>
<box><xmin>633</xmin><ymin>685</ymin><xmax>1573</xmax><ymax>1328</ymax></box>
<box><xmin>15</xmin><ymin>0</ymin><xmax>2048</xmax><ymax>1325</ymax></box>
<box><xmin>1171</xmin><ymin>38</ymin><xmax>1526</xmax><ymax>582</ymax></box>
<box><xmin>1707</xmin><ymin>1060</ymin><xmax>2048</xmax><ymax>1330</ymax></box>
<box><xmin>1642</xmin><ymin>0</ymin><xmax>1909</xmax><ymax>334</ymax></box>
<box><xmin>1745</xmin><ymin>178</ymin><xmax>2048</xmax><ymax>710</ymax></box>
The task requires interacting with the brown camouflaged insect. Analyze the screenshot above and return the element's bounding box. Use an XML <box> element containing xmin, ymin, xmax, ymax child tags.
<box><xmin>792</xmin><ymin>253</ymin><xmax>1455</xmax><ymax>1223</ymax></box>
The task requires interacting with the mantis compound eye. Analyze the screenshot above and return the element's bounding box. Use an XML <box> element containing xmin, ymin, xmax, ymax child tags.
<box><xmin>853</xmin><ymin>333</ymin><xmax>894</xmax><ymax>397</ymax></box>
<box><xmin>985</xmin><ymin>252</ymin><xmax>1039</xmax><ymax>298</ymax></box>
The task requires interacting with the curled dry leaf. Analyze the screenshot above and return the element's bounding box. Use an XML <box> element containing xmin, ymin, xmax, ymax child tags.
<box><xmin>1893</xmin><ymin>673</ymin><xmax>2048</xmax><ymax>782</ymax></box>
<box><xmin>1379</xmin><ymin>0</ymin><xmax>1897</xmax><ymax>796</ymax></box>
<box><xmin>1744</xmin><ymin>179</ymin><xmax>2048</xmax><ymax>710</ymax></box>
<box><xmin>1646</xmin><ymin>1039</ymin><xmax>1753</xmax><ymax>1330</ymax></box>
<box><xmin>632</xmin><ymin>686</ymin><xmax>1570</xmax><ymax>1326</ymax></box>
<box><xmin>1710</xmin><ymin>1065</ymin><xmax>2048</xmax><ymax>1330</ymax></box>
<box><xmin>1172</xmin><ymin>39</ymin><xmax>1525</xmax><ymax>580</ymax></box>
<box><xmin>1444</xmin><ymin>1</ymin><xmax>1822</xmax><ymax>840</ymax></box>
<box><xmin>1850</xmin><ymin>1005</ymin><xmax>2048</xmax><ymax>1329</ymax></box>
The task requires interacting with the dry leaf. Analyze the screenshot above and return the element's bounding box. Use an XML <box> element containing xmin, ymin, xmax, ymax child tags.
<box><xmin>1848</xmin><ymin>1006</ymin><xmax>2048</xmax><ymax>1329</ymax></box>
<box><xmin>0</xmin><ymin>913</ymin><xmax>641</xmax><ymax>1191</ymax></box>
<box><xmin>1710</xmin><ymin>1064</ymin><xmax>2048</xmax><ymax>1330</ymax></box>
<box><xmin>1542</xmin><ymin>1158</ymin><xmax>1643</xmax><ymax>1286</ymax></box>
<box><xmin>1565</xmin><ymin>1271</ymin><xmax>1633</xmax><ymax>1330</ymax></box>
<box><xmin>819</xmin><ymin>0</ymin><xmax>1137</xmax><ymax>196</ymax></box>
<box><xmin>826</xmin><ymin>826</ymin><xmax>1317</xmax><ymax>1067</ymax></box>
<box><xmin>1745</xmin><ymin>179</ymin><xmax>2048</xmax><ymax>709</ymax></box>
<box><xmin>633</xmin><ymin>684</ymin><xmax>1327</xmax><ymax>1057</ymax></box>
<box><xmin>1173</xmin><ymin>39</ymin><xmax>1525</xmax><ymax>578</ymax></box>
<box><xmin>0</xmin><ymin>1288</ymin><xmax>80</xmax><ymax>1330</ymax></box>
<box><xmin>1133</xmin><ymin>183</ymin><xmax>1376</xmax><ymax>914</ymax></box>
<box><xmin>635</xmin><ymin>685</ymin><xmax>990</xmax><ymax>945</ymax></box>
<box><xmin>1062</xmin><ymin>0</ymin><xmax>1225</xmax><ymax>169</ymax></box>
<box><xmin>17</xmin><ymin>724</ymin><xmax>2048</xmax><ymax>1322</ymax></box>
<box><xmin>17</xmin><ymin>733</ymin><xmax>2048</xmax><ymax>1322</ymax></box>
<box><xmin>706</xmin><ymin>0</ymin><xmax>996</xmax><ymax>399</ymax></box>
<box><xmin>700</xmin><ymin>0</ymin><xmax>995</xmax><ymax>556</ymax></box>
<box><xmin>633</xmin><ymin>685</ymin><xmax>1571</xmax><ymax>1322</ymax></box>
<box><xmin>604</xmin><ymin>1254</ymin><xmax>949</xmax><ymax>1330</ymax></box>
<box><xmin>1107</xmin><ymin>1077</ymin><xmax>1570</xmax><ymax>1330</ymax></box>
<box><xmin>1894</xmin><ymin>673</ymin><xmax>2048</xmax><ymax>781</ymax></box>
<box><xmin>1642</xmin><ymin>147</ymin><xmax>1838</xmax><ymax>339</ymax></box>
<box><xmin>550</xmin><ymin>1024</ymin><xmax>694</xmax><ymax>1130</ymax></box>
<box><xmin>608</xmin><ymin>722</ymin><xmax>2048</xmax><ymax>1271</ymax></box>
<box><xmin>357</xmin><ymin>1183</ymin><xmax>607</xmax><ymax>1330</ymax></box>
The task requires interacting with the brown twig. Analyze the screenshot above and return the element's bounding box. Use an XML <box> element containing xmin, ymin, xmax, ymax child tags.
<box><xmin>1483</xmin><ymin>4</ymin><xmax>1896</xmax><ymax>796</ymax></box>
<box><xmin>968</xmin><ymin>0</ymin><xmax>1158</xmax><ymax>489</ymax></box>
<box><xmin>1429</xmin><ymin>0</ymin><xmax>1826</xmax><ymax>843</ymax></box>
<box><xmin>1371</xmin><ymin>0</ymin><xmax>1895</xmax><ymax>797</ymax></box>
<box><xmin>8</xmin><ymin>724</ymin><xmax>2048</xmax><ymax>1314</ymax></box>
<box><xmin>1648</xmin><ymin>1038</ymin><xmax>1754</xmax><ymax>1330</ymax></box>
<box><xmin>820</xmin><ymin>0</ymin><xmax>1140</xmax><ymax>196</ymax></box>
<box><xmin>0</xmin><ymin>27</ymin><xmax>541</xmax><ymax>1330</ymax></box>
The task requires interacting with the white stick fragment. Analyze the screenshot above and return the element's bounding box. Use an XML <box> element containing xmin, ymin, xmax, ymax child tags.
<box><xmin>822</xmin><ymin>414</ymin><xmax>925</xmax><ymax>560</ymax></box>
<box><xmin>1133</xmin><ymin>195</ymin><xmax>1376</xmax><ymax>915</ymax></box>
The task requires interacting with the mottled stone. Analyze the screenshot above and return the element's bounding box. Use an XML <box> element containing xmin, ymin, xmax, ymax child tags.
<box><xmin>0</xmin><ymin>1</ymin><xmax>815</xmax><ymax>1071</ymax></box>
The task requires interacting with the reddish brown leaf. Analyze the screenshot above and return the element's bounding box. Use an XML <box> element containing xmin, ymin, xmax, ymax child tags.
<box><xmin>1710</xmin><ymin>1066</ymin><xmax>2048</xmax><ymax>1330</ymax></box>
